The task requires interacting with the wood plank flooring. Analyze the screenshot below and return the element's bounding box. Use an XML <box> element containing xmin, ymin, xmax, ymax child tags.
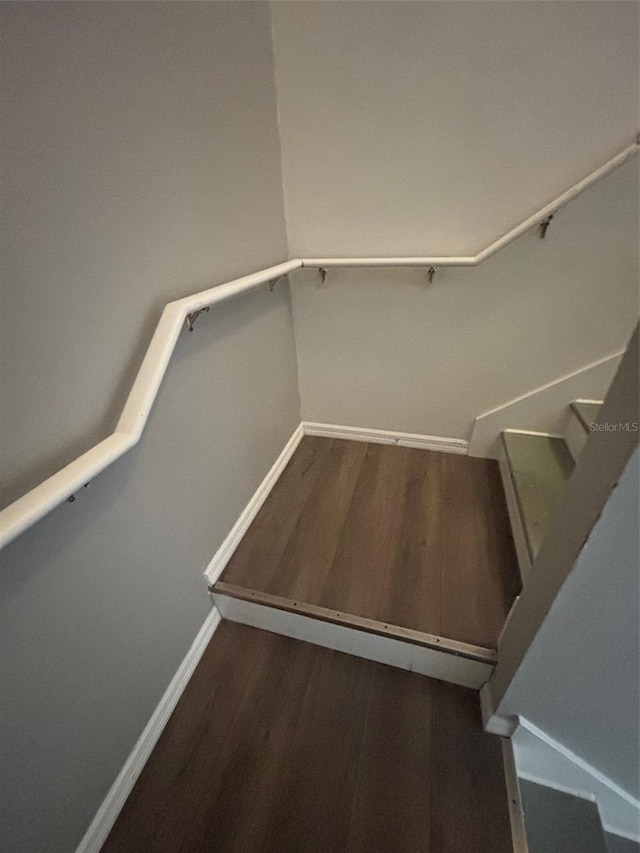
<box><xmin>219</xmin><ymin>437</ymin><xmax>520</xmax><ymax>648</ymax></box>
<box><xmin>102</xmin><ymin>622</ymin><xmax>513</xmax><ymax>853</ymax></box>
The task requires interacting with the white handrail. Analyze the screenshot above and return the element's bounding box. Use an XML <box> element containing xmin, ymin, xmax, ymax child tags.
<box><xmin>302</xmin><ymin>140</ymin><xmax>639</xmax><ymax>268</ymax></box>
<box><xmin>0</xmin><ymin>260</ymin><xmax>302</xmax><ymax>548</ymax></box>
<box><xmin>0</xmin><ymin>139</ymin><xmax>637</xmax><ymax>550</ymax></box>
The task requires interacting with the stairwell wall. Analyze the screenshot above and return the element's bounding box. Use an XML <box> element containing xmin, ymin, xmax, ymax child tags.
<box><xmin>491</xmin><ymin>327</ymin><xmax>640</xmax><ymax>806</ymax></box>
<box><xmin>272</xmin><ymin>0</ymin><xmax>640</xmax><ymax>440</ymax></box>
<box><xmin>504</xmin><ymin>445</ymin><xmax>639</xmax><ymax>802</ymax></box>
<box><xmin>0</xmin><ymin>4</ymin><xmax>299</xmax><ymax>852</ymax></box>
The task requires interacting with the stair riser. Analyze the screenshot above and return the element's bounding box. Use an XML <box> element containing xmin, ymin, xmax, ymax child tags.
<box><xmin>212</xmin><ymin>592</ymin><xmax>494</xmax><ymax>689</ymax></box>
<box><xmin>503</xmin><ymin>740</ymin><xmax>530</xmax><ymax>853</ymax></box>
<box><xmin>565</xmin><ymin>411</ymin><xmax>589</xmax><ymax>462</ymax></box>
<box><xmin>500</xmin><ymin>430</ymin><xmax>575</xmax><ymax>567</ymax></box>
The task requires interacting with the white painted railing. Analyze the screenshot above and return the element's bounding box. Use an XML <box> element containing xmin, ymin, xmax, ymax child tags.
<box><xmin>304</xmin><ymin>140</ymin><xmax>639</xmax><ymax>268</ymax></box>
<box><xmin>0</xmin><ymin>139</ymin><xmax>637</xmax><ymax>549</ymax></box>
<box><xmin>0</xmin><ymin>260</ymin><xmax>302</xmax><ymax>550</ymax></box>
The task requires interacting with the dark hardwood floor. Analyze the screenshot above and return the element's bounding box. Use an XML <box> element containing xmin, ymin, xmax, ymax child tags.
<box><xmin>220</xmin><ymin>437</ymin><xmax>520</xmax><ymax>648</ymax></box>
<box><xmin>102</xmin><ymin>622</ymin><xmax>513</xmax><ymax>853</ymax></box>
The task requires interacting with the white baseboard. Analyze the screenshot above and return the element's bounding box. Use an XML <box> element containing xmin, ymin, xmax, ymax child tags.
<box><xmin>468</xmin><ymin>350</ymin><xmax>623</xmax><ymax>458</ymax></box>
<box><xmin>204</xmin><ymin>423</ymin><xmax>304</xmax><ymax>585</ymax></box>
<box><xmin>513</xmin><ymin>717</ymin><xmax>640</xmax><ymax>843</ymax></box>
<box><xmin>502</xmin><ymin>738</ymin><xmax>529</xmax><ymax>853</ymax></box>
<box><xmin>302</xmin><ymin>421</ymin><xmax>468</xmax><ymax>454</ymax></box>
<box><xmin>75</xmin><ymin>606</ymin><xmax>222</xmax><ymax>853</ymax></box>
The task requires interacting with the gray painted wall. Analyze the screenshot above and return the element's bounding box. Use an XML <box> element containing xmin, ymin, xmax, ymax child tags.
<box><xmin>274</xmin><ymin>0</ymin><xmax>639</xmax><ymax>438</ymax></box>
<box><xmin>289</xmin><ymin>158</ymin><xmax>638</xmax><ymax>438</ymax></box>
<box><xmin>498</xmin><ymin>447</ymin><xmax>640</xmax><ymax>798</ymax></box>
<box><xmin>1</xmin><ymin>3</ymin><xmax>638</xmax><ymax>850</ymax></box>
<box><xmin>1</xmin><ymin>0</ymin><xmax>292</xmax><ymax>501</ymax></box>
<box><xmin>0</xmin><ymin>4</ymin><xmax>299</xmax><ymax>852</ymax></box>
<box><xmin>272</xmin><ymin>1</ymin><xmax>639</xmax><ymax>257</ymax></box>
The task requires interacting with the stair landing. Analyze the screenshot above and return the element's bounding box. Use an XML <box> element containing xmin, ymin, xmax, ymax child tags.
<box><xmin>102</xmin><ymin>622</ymin><xmax>514</xmax><ymax>853</ymax></box>
<box><xmin>212</xmin><ymin>437</ymin><xmax>520</xmax><ymax>684</ymax></box>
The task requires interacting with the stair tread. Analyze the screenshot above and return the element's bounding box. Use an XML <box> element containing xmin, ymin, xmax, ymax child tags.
<box><xmin>502</xmin><ymin>432</ymin><xmax>575</xmax><ymax>560</ymax></box>
<box><xmin>571</xmin><ymin>400</ymin><xmax>603</xmax><ymax>431</ymax></box>
<box><xmin>520</xmin><ymin>780</ymin><xmax>609</xmax><ymax>853</ymax></box>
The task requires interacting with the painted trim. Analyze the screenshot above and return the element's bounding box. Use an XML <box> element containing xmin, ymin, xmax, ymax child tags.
<box><xmin>513</xmin><ymin>717</ymin><xmax>640</xmax><ymax>843</ymax></box>
<box><xmin>75</xmin><ymin>606</ymin><xmax>222</xmax><ymax>853</ymax></box>
<box><xmin>480</xmin><ymin>681</ymin><xmax>519</xmax><ymax>737</ymax></box>
<box><xmin>213</xmin><ymin>592</ymin><xmax>493</xmax><ymax>689</ymax></box>
<box><xmin>303</xmin><ymin>421</ymin><xmax>468</xmax><ymax>454</ymax></box>
<box><xmin>2</xmin><ymin>140</ymin><xmax>636</xmax><ymax>549</ymax></box>
<box><xmin>518</xmin><ymin>719</ymin><xmax>640</xmax><ymax>811</ymax></box>
<box><xmin>468</xmin><ymin>350</ymin><xmax>624</xmax><ymax>458</ymax></box>
<box><xmin>204</xmin><ymin>424</ymin><xmax>304</xmax><ymax>586</ymax></box>
<box><xmin>571</xmin><ymin>399</ymin><xmax>606</xmax><ymax>430</ymax></box>
<box><xmin>474</xmin><ymin>352</ymin><xmax>622</xmax><ymax>423</ymax></box>
<box><xmin>502</xmin><ymin>738</ymin><xmax>529</xmax><ymax>853</ymax></box>
<box><xmin>212</xmin><ymin>581</ymin><xmax>495</xmax><ymax>663</ymax></box>
<box><xmin>500</xmin><ymin>429</ymin><xmax>565</xmax><ymax>439</ymax></box>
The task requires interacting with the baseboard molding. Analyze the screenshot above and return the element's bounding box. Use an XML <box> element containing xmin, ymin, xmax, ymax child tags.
<box><xmin>468</xmin><ymin>350</ymin><xmax>624</xmax><ymax>458</ymax></box>
<box><xmin>213</xmin><ymin>591</ymin><xmax>493</xmax><ymax>689</ymax></box>
<box><xmin>502</xmin><ymin>738</ymin><xmax>529</xmax><ymax>853</ymax></box>
<box><xmin>303</xmin><ymin>421</ymin><xmax>468</xmax><ymax>454</ymax></box>
<box><xmin>204</xmin><ymin>423</ymin><xmax>304</xmax><ymax>585</ymax></box>
<box><xmin>75</xmin><ymin>607</ymin><xmax>222</xmax><ymax>853</ymax></box>
<box><xmin>513</xmin><ymin>717</ymin><xmax>640</xmax><ymax>843</ymax></box>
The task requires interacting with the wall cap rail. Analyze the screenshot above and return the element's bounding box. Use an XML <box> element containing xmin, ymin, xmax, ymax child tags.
<box><xmin>1</xmin><ymin>138</ymin><xmax>637</xmax><ymax>550</ymax></box>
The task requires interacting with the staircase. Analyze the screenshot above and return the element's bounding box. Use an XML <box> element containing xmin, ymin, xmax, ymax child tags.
<box><xmin>209</xmin><ymin>395</ymin><xmax>637</xmax><ymax>853</ymax></box>
<box><xmin>498</xmin><ymin>399</ymin><xmax>602</xmax><ymax>581</ymax></box>
<box><xmin>210</xmin><ymin>437</ymin><xmax>521</xmax><ymax>691</ymax></box>
<box><xmin>99</xmin><ymin>391</ymin><xmax>636</xmax><ymax>853</ymax></box>
<box><xmin>209</xmin><ymin>398</ymin><xmax>603</xmax><ymax>691</ymax></box>
<box><xmin>499</xmin><ymin>399</ymin><xmax>640</xmax><ymax>853</ymax></box>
